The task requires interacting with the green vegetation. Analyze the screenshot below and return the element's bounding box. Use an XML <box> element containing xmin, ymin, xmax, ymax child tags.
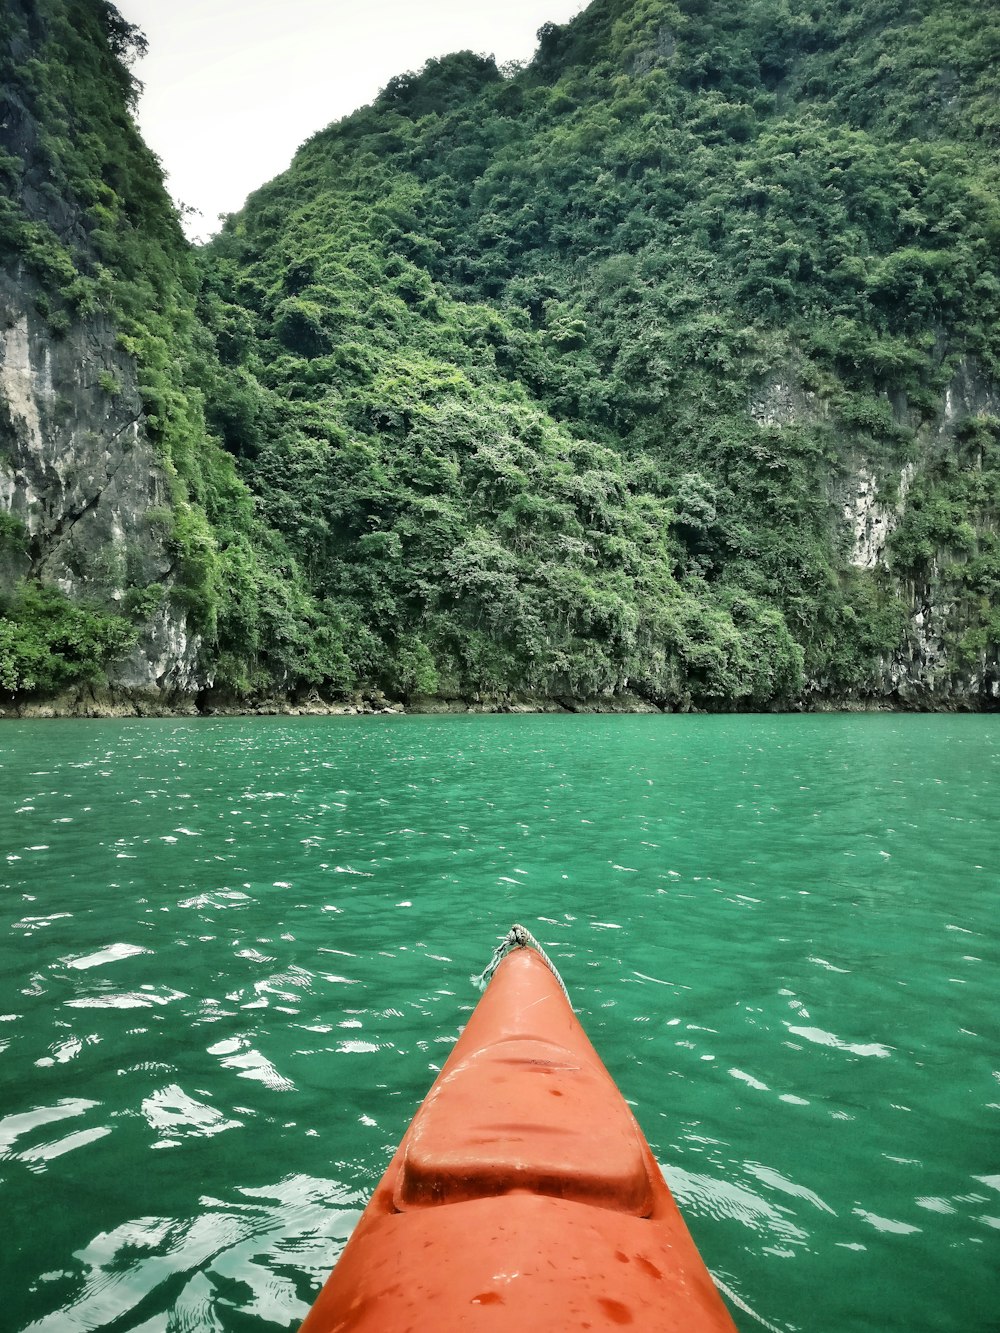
<box><xmin>0</xmin><ymin>582</ymin><xmax>136</xmax><ymax>693</ymax></box>
<box><xmin>0</xmin><ymin>0</ymin><xmax>332</xmax><ymax>697</ymax></box>
<box><xmin>2</xmin><ymin>0</ymin><xmax>998</xmax><ymax>705</ymax></box>
<box><xmin>197</xmin><ymin>0</ymin><xmax>998</xmax><ymax>703</ymax></box>
<box><xmin>890</xmin><ymin>413</ymin><xmax>1000</xmax><ymax>668</ymax></box>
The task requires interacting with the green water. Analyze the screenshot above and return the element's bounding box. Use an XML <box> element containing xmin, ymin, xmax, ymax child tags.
<box><xmin>1</xmin><ymin>714</ymin><xmax>997</xmax><ymax>1331</ymax></box>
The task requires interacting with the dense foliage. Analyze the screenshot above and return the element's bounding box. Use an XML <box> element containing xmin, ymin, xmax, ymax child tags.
<box><xmin>2</xmin><ymin>0</ymin><xmax>998</xmax><ymax>704</ymax></box>
<box><xmin>0</xmin><ymin>580</ymin><xmax>136</xmax><ymax>693</ymax></box>
<box><xmin>0</xmin><ymin>0</ymin><xmax>330</xmax><ymax>694</ymax></box>
<box><xmin>198</xmin><ymin>0</ymin><xmax>999</xmax><ymax>703</ymax></box>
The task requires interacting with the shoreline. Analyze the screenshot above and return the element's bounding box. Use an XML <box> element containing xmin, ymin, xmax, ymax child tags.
<box><xmin>0</xmin><ymin>688</ymin><xmax>993</xmax><ymax>720</ymax></box>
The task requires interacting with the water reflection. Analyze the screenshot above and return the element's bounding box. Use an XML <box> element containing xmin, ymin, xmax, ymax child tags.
<box><xmin>22</xmin><ymin>1176</ymin><xmax>359</xmax><ymax>1333</ymax></box>
<box><xmin>0</xmin><ymin>714</ymin><xmax>997</xmax><ymax>1333</ymax></box>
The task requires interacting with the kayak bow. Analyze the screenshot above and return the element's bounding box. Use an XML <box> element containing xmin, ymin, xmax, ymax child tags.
<box><xmin>300</xmin><ymin>934</ymin><xmax>738</xmax><ymax>1332</ymax></box>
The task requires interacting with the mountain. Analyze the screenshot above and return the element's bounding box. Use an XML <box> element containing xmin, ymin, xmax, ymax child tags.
<box><xmin>0</xmin><ymin>0</ymin><xmax>330</xmax><ymax>709</ymax></box>
<box><xmin>2</xmin><ymin>0</ymin><xmax>998</xmax><ymax>713</ymax></box>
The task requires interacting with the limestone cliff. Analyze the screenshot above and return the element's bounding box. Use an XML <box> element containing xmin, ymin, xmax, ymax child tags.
<box><xmin>754</xmin><ymin>356</ymin><xmax>1000</xmax><ymax>707</ymax></box>
<box><xmin>0</xmin><ymin>0</ymin><xmax>208</xmax><ymax>698</ymax></box>
<box><xmin>2</xmin><ymin>0</ymin><xmax>997</xmax><ymax>713</ymax></box>
<box><xmin>0</xmin><ymin>271</ymin><xmax>202</xmax><ymax>693</ymax></box>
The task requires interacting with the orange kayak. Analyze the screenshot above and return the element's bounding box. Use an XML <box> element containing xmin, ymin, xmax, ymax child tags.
<box><xmin>300</xmin><ymin>937</ymin><xmax>739</xmax><ymax>1332</ymax></box>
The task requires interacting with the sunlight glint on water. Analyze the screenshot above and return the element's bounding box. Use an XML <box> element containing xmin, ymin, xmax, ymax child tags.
<box><xmin>1</xmin><ymin>714</ymin><xmax>997</xmax><ymax>1332</ymax></box>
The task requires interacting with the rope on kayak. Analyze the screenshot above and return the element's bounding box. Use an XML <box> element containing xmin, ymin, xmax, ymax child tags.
<box><xmin>710</xmin><ymin>1276</ymin><xmax>787</xmax><ymax>1333</ymax></box>
<box><xmin>471</xmin><ymin>923</ymin><xmax>571</xmax><ymax>1005</ymax></box>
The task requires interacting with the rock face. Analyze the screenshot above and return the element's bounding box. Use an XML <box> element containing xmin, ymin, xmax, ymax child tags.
<box><xmin>0</xmin><ymin>274</ymin><xmax>202</xmax><ymax>695</ymax></box>
<box><xmin>0</xmin><ymin>0</ymin><xmax>204</xmax><ymax>699</ymax></box>
<box><xmin>749</xmin><ymin>372</ymin><xmax>830</xmax><ymax>429</ymax></box>
<box><xmin>841</xmin><ymin>463</ymin><xmax>916</xmax><ymax>571</ymax></box>
<box><xmin>877</xmin><ymin>362</ymin><xmax>998</xmax><ymax>707</ymax></box>
<box><xmin>1</xmin><ymin>1</ymin><xmax>996</xmax><ymax>715</ymax></box>
<box><xmin>754</xmin><ymin>356</ymin><xmax>1000</xmax><ymax>707</ymax></box>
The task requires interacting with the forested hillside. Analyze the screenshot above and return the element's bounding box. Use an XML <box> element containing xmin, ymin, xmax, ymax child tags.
<box><xmin>2</xmin><ymin>0</ymin><xmax>999</xmax><ymax>710</ymax></box>
<box><xmin>0</xmin><ymin>0</ymin><xmax>331</xmax><ymax>702</ymax></box>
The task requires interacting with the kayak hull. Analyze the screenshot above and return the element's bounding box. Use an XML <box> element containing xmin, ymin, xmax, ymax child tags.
<box><xmin>300</xmin><ymin>947</ymin><xmax>738</xmax><ymax>1332</ymax></box>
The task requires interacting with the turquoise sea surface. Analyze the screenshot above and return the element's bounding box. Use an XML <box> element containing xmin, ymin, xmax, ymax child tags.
<box><xmin>1</xmin><ymin>713</ymin><xmax>997</xmax><ymax>1331</ymax></box>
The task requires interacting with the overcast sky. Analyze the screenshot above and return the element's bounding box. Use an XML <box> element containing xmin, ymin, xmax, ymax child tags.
<box><xmin>120</xmin><ymin>0</ymin><xmax>586</xmax><ymax>242</ymax></box>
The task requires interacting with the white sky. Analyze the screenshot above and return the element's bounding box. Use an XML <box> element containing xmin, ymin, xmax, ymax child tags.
<box><xmin>120</xmin><ymin>0</ymin><xmax>586</xmax><ymax>242</ymax></box>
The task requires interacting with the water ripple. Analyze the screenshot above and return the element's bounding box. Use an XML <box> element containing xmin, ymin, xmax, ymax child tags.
<box><xmin>1</xmin><ymin>714</ymin><xmax>997</xmax><ymax>1332</ymax></box>
<box><xmin>22</xmin><ymin>1176</ymin><xmax>357</xmax><ymax>1333</ymax></box>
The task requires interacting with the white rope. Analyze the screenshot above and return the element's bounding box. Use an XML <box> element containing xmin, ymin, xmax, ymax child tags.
<box><xmin>710</xmin><ymin>1276</ymin><xmax>788</xmax><ymax>1333</ymax></box>
<box><xmin>472</xmin><ymin>923</ymin><xmax>572</xmax><ymax>1004</ymax></box>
